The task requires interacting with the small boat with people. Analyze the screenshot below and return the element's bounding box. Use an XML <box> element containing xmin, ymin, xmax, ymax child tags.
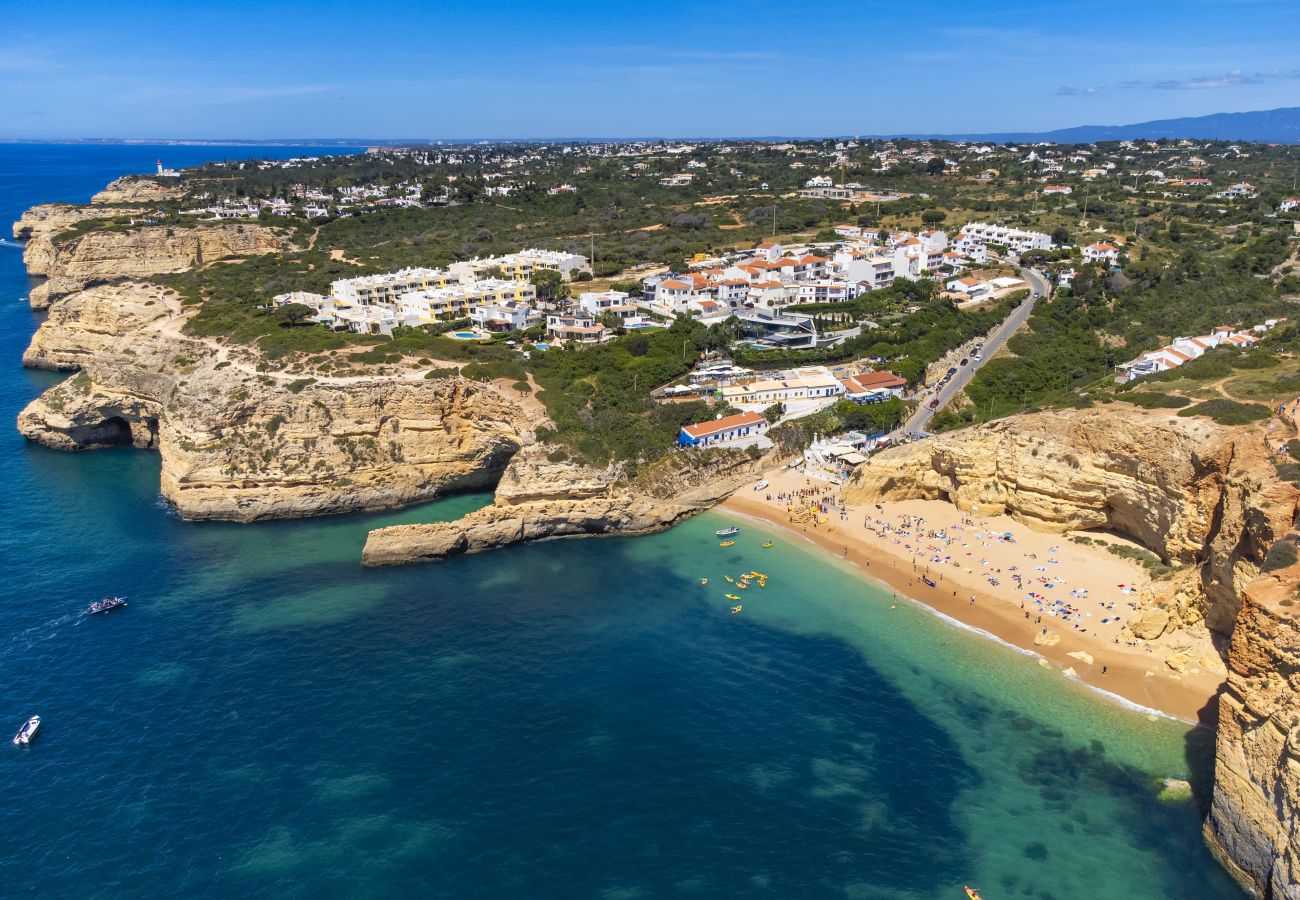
<box><xmin>715</xmin><ymin>526</ymin><xmax>740</xmax><ymax>537</ymax></box>
<box><xmin>87</xmin><ymin>596</ymin><xmax>127</xmax><ymax>615</ymax></box>
<box><xmin>12</xmin><ymin>716</ymin><xmax>40</xmax><ymax>746</ymax></box>
<box><xmin>964</xmin><ymin>887</ymin><xmax>983</xmax><ymax>900</ymax></box>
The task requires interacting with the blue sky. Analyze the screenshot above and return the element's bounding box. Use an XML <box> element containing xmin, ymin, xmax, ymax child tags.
<box><xmin>4</xmin><ymin>0</ymin><xmax>1300</xmax><ymax>139</ymax></box>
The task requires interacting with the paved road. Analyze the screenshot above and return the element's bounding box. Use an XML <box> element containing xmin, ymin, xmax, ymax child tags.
<box><xmin>898</xmin><ymin>267</ymin><xmax>1050</xmax><ymax>435</ymax></box>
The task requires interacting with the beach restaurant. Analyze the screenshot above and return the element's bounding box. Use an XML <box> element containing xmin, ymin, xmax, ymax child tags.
<box><xmin>677</xmin><ymin>411</ymin><xmax>768</xmax><ymax>448</ymax></box>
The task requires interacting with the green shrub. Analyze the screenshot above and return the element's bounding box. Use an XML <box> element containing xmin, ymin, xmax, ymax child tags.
<box><xmin>1116</xmin><ymin>391</ymin><xmax>1192</xmax><ymax>409</ymax></box>
<box><xmin>286</xmin><ymin>377</ymin><xmax>317</xmax><ymax>394</ymax></box>
<box><xmin>1262</xmin><ymin>539</ymin><xmax>1299</xmax><ymax>573</ymax></box>
<box><xmin>1176</xmin><ymin>398</ymin><xmax>1272</xmax><ymax>425</ymax></box>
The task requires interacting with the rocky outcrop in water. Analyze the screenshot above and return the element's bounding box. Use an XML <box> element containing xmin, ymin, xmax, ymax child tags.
<box><xmin>1205</xmin><ymin>563</ymin><xmax>1300</xmax><ymax>899</ymax></box>
<box><xmin>361</xmin><ymin>444</ymin><xmax>771</xmax><ymax>566</ymax></box>
<box><xmin>845</xmin><ymin>407</ymin><xmax>1298</xmax><ymax>637</ymax></box>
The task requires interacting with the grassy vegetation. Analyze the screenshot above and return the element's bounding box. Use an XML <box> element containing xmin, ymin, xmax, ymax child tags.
<box><xmin>1069</xmin><ymin>534</ymin><xmax>1175</xmax><ymax>578</ymax></box>
<box><xmin>1114</xmin><ymin>391</ymin><xmax>1192</xmax><ymax>409</ymax></box>
<box><xmin>1262</xmin><ymin>538</ymin><xmax>1299</xmax><ymax>573</ymax></box>
<box><xmin>1176</xmin><ymin>398</ymin><xmax>1273</xmax><ymax>426</ymax></box>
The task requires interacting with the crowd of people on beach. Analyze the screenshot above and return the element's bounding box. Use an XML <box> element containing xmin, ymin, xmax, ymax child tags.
<box><xmin>757</xmin><ymin>476</ymin><xmax>1145</xmax><ymax>647</ymax></box>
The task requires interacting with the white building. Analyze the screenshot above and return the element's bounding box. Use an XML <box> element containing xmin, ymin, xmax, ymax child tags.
<box><xmin>958</xmin><ymin>222</ymin><xmax>1053</xmax><ymax>253</ymax></box>
<box><xmin>332</xmin><ymin>267</ymin><xmax>457</xmax><ymax>307</ymax></box>
<box><xmin>399</xmin><ymin>278</ymin><xmax>537</xmax><ymax>324</ymax></box>
<box><xmin>449</xmin><ymin>248</ymin><xmax>590</xmax><ymax>282</ymax></box>
<box><xmin>546</xmin><ymin>314</ymin><xmax>608</xmax><ymax>345</ymax></box>
<box><xmin>578</xmin><ymin>290</ymin><xmax>640</xmax><ymax>320</ymax></box>
<box><xmin>1083</xmin><ymin>242</ymin><xmax>1121</xmax><ymax>264</ymax></box>
<box><xmin>470</xmin><ymin>301</ymin><xmax>541</xmax><ymax>333</ymax></box>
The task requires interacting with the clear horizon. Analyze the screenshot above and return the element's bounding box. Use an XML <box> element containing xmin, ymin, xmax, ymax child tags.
<box><xmin>5</xmin><ymin>0</ymin><xmax>1300</xmax><ymax>140</ymax></box>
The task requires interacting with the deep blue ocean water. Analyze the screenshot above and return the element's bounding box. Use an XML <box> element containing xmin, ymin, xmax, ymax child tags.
<box><xmin>0</xmin><ymin>145</ymin><xmax>1244</xmax><ymax>898</ymax></box>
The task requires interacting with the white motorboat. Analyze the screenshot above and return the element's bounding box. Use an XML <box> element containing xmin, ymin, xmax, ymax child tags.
<box><xmin>715</xmin><ymin>526</ymin><xmax>741</xmax><ymax>537</ymax></box>
<box><xmin>753</xmin><ymin>481</ymin><xmax>768</xmax><ymax>491</ymax></box>
<box><xmin>12</xmin><ymin>716</ymin><xmax>39</xmax><ymax>746</ymax></box>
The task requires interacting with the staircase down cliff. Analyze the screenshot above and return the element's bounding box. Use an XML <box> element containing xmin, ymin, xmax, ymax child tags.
<box><xmin>362</xmin><ymin>444</ymin><xmax>774</xmax><ymax>566</ymax></box>
<box><xmin>844</xmin><ymin>407</ymin><xmax>1298</xmax><ymax>638</ymax></box>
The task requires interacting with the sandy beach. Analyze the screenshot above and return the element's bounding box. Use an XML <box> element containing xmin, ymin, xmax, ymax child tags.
<box><xmin>722</xmin><ymin>467</ymin><xmax>1225</xmax><ymax>723</ymax></box>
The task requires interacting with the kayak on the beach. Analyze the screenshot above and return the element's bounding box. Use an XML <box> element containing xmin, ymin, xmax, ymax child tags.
<box><xmin>923</xmin><ymin>577</ymin><xmax>937</xmax><ymax>588</ymax></box>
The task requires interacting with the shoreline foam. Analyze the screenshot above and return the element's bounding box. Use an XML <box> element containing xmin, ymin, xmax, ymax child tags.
<box><xmin>720</xmin><ymin>472</ymin><xmax>1224</xmax><ymax>724</ymax></box>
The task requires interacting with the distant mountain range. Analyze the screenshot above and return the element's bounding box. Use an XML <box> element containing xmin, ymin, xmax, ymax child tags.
<box><xmin>7</xmin><ymin>106</ymin><xmax>1300</xmax><ymax>146</ymax></box>
<box><xmin>895</xmin><ymin>106</ymin><xmax>1300</xmax><ymax>144</ymax></box>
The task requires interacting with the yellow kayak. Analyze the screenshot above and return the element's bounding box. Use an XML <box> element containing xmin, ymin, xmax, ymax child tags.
<box><xmin>720</xmin><ymin>541</ymin><xmax>735</xmax><ymax>548</ymax></box>
<box><xmin>725</xmin><ymin>593</ymin><xmax>741</xmax><ymax>601</ymax></box>
<box><xmin>699</xmin><ymin>578</ymin><xmax>708</xmax><ymax>585</ymax></box>
<box><xmin>730</xmin><ymin>605</ymin><xmax>743</xmax><ymax>614</ymax></box>
<box><xmin>762</xmin><ymin>542</ymin><xmax>774</xmax><ymax>548</ymax></box>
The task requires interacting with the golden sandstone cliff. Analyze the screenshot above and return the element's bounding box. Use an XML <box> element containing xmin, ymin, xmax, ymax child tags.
<box><xmin>1205</xmin><ymin>565</ymin><xmax>1300</xmax><ymax>899</ymax></box>
<box><xmin>361</xmin><ymin>442</ymin><xmax>772</xmax><ymax>566</ymax></box>
<box><xmin>846</xmin><ymin>406</ymin><xmax>1300</xmax><ymax>898</ymax></box>
<box><xmin>845</xmin><ymin>408</ymin><xmax>1298</xmax><ymax>639</ymax></box>
<box><xmin>17</xmin><ymin>279</ymin><xmax>533</xmax><ymax>520</ymax></box>
<box><xmin>15</xmin><ymin>197</ymin><xmax>291</xmax><ymax>309</ymax></box>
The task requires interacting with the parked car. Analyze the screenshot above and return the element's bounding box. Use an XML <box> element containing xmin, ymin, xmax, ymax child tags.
<box><xmin>960</xmin><ymin>358</ymin><xmax>969</xmax><ymax>366</ymax></box>
<box><xmin>928</xmin><ymin>399</ymin><xmax>940</xmax><ymax>409</ymax></box>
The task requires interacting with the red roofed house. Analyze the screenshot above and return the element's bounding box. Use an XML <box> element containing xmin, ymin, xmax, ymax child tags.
<box><xmin>841</xmin><ymin>370</ymin><xmax>907</xmax><ymax>403</ymax></box>
<box><xmin>677</xmin><ymin>411</ymin><xmax>769</xmax><ymax>448</ymax></box>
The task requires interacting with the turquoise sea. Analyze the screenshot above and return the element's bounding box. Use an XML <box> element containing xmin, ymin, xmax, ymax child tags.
<box><xmin>0</xmin><ymin>145</ymin><xmax>1243</xmax><ymax>898</ymax></box>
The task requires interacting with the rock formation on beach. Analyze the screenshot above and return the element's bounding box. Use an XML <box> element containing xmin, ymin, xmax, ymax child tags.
<box><xmin>362</xmin><ymin>443</ymin><xmax>771</xmax><ymax>565</ymax></box>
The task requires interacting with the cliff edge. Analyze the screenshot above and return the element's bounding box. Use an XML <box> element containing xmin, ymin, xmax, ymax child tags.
<box><xmin>362</xmin><ymin>444</ymin><xmax>774</xmax><ymax>566</ymax></box>
<box><xmin>17</xmin><ymin>280</ymin><xmax>534</xmax><ymax>521</ymax></box>
<box><xmin>844</xmin><ymin>407</ymin><xmax>1297</xmax><ymax>638</ymax></box>
<box><xmin>1206</xmin><ymin>559</ymin><xmax>1300</xmax><ymax>899</ymax></box>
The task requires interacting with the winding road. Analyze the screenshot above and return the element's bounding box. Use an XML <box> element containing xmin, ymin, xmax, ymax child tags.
<box><xmin>898</xmin><ymin>267</ymin><xmax>1050</xmax><ymax>436</ymax></box>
